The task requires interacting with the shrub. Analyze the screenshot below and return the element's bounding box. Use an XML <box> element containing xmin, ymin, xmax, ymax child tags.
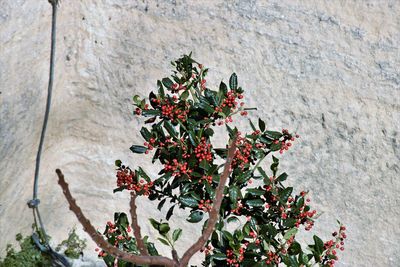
<box><xmin>57</xmin><ymin>54</ymin><xmax>346</xmax><ymax>267</ymax></box>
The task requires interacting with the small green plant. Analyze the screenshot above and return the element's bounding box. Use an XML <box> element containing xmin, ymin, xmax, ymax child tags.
<box><xmin>56</xmin><ymin>228</ymin><xmax>87</xmax><ymax>259</ymax></box>
<box><xmin>0</xmin><ymin>228</ymin><xmax>86</xmax><ymax>267</ymax></box>
<box><xmin>0</xmin><ymin>233</ymin><xmax>52</xmax><ymax>267</ymax></box>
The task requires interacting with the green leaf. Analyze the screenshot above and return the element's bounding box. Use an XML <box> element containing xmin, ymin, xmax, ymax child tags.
<box><xmin>204</xmin><ymin>89</ymin><xmax>218</xmax><ymax>106</ymax></box>
<box><xmin>113</xmin><ymin>185</ymin><xmax>127</xmax><ymax>193</ymax></box>
<box><xmin>180</xmin><ymin>90</ymin><xmax>189</xmax><ymax>101</ymax></box>
<box><xmin>265</xmin><ymin>131</ymin><xmax>283</xmax><ymax>139</ymax></box>
<box><xmin>299</xmin><ymin>252</ymin><xmax>311</xmax><ymax>265</ymax></box>
<box><xmin>142</xmin><ymin>109</ymin><xmax>161</xmax><ymax>117</ymax></box>
<box><xmin>147</xmin><ymin>242</ymin><xmax>159</xmax><ymax>256</ymax></box>
<box><xmin>283</xmin><ymin>228</ymin><xmax>298</xmax><ymax>240</ymax></box>
<box><xmin>279</xmin><ymin>187</ymin><xmax>293</xmax><ymax>203</ymax></box>
<box><xmin>211</xmin><ymin>253</ymin><xmax>227</xmax><ymax>261</ymax></box>
<box><xmin>162</xmin><ymin>77</ymin><xmax>174</xmax><ymax>89</ymax></box>
<box><xmin>198</xmin><ymin>100</ymin><xmax>215</xmax><ymax>114</ymax></box>
<box><xmin>172</xmin><ymin>229</ymin><xmax>182</xmax><ymax>242</ymax></box>
<box><xmin>270</xmin><ymin>142</ymin><xmax>281</xmax><ymax>151</ymax></box>
<box><xmin>227</xmin><ymin>216</ymin><xmax>240</xmax><ymax>224</ymax></box>
<box><xmin>226</xmin><ymin>125</ymin><xmax>238</xmax><ymax>139</ymax></box>
<box><xmin>249</xmin><ymin>119</ymin><xmax>257</xmax><ymax>131</ymax></box>
<box><xmin>282</xmin><ymin>255</ymin><xmax>300</xmax><ymax>267</ymax></box>
<box><xmin>229</xmin><ymin>73</ymin><xmax>238</xmax><ymax>90</ymax></box>
<box><xmin>157</xmin><ymin>199</ymin><xmax>166</xmax><ymax>211</ymax></box>
<box><xmin>246</xmin><ymin>188</ymin><xmax>265</xmax><ymax>196</ymax></box>
<box><xmin>157</xmin><ymin>237</ymin><xmax>171</xmax><ymax>247</ymax></box>
<box><xmin>188</xmin><ymin>130</ymin><xmax>197</xmax><ymax>146</ymax></box>
<box><xmin>288</xmin><ymin>241</ymin><xmax>302</xmax><ymax>255</ymax></box>
<box><xmin>229</xmin><ymin>186</ymin><xmax>241</xmax><ymax>204</ymax></box>
<box><xmin>263</xmin><ymin>224</ymin><xmax>278</xmax><ymax>238</ymax></box>
<box><xmin>204</xmin><ymin>128</ymin><xmax>214</xmax><ymax>137</ymax></box>
<box><xmin>166</xmin><ymin>205</ymin><xmax>175</xmax><ymax>220</ymax></box>
<box><xmin>149</xmin><ymin>218</ymin><xmax>160</xmax><ymax>230</ymax></box>
<box><xmin>249</xmin><ymin>217</ymin><xmax>257</xmax><ymax>231</ymax></box>
<box><xmin>258</xmin><ymin>118</ymin><xmax>266</xmax><ymax>132</ymax></box>
<box><xmin>243</xmin><ymin>223</ymin><xmax>251</xmax><ymax>236</ymax></box>
<box><xmin>277</xmin><ymin>172</ymin><xmax>288</xmax><ymax>182</ymax></box>
<box><xmin>114</xmin><ymin>160</ymin><xmax>122</xmax><ymax>167</ymax></box>
<box><xmin>187</xmin><ymin>211</ymin><xmax>204</xmax><ymax>223</ymax></box>
<box><xmin>149</xmin><ymin>91</ymin><xmax>158</xmax><ymax>109</ymax></box>
<box><xmin>164</xmin><ymin>120</ymin><xmax>178</xmax><ymax>139</ymax></box>
<box><xmin>257</xmin><ymin>167</ymin><xmax>268</xmax><ymax>178</ymax></box>
<box><xmin>270</xmin><ymin>162</ymin><xmax>279</xmax><ymax>175</ymax></box>
<box><xmin>137</xmin><ymin>167</ymin><xmax>151</xmax><ymax>182</ymax></box>
<box><xmin>199</xmin><ymin>159</ymin><xmax>210</xmax><ymax>171</ymax></box>
<box><xmin>219</xmin><ymin>81</ymin><xmax>228</xmax><ymax>99</ymax></box>
<box><xmin>130</xmin><ymin>145</ymin><xmax>147</xmax><ymax>154</ymax></box>
<box><xmin>157</xmin><ymin>80</ymin><xmax>165</xmax><ymax>97</ymax></box>
<box><xmin>313</xmin><ymin>235</ymin><xmax>324</xmax><ymax>254</ymax></box>
<box><xmin>115</xmin><ymin>212</ymin><xmax>129</xmax><ymax>229</ymax></box>
<box><xmin>133</xmin><ymin>95</ymin><xmax>141</xmax><ymax>105</ymax></box>
<box><xmin>214</xmin><ymin>148</ymin><xmax>227</xmax><ymax>158</ymax></box>
<box><xmin>283</xmin><ymin>218</ymin><xmax>296</xmax><ymax>228</ymax></box>
<box><xmin>180</xmin><ymin>196</ymin><xmax>199</xmax><ymax>208</ymax></box>
<box><xmin>246</xmin><ymin>199</ymin><xmax>264</xmax><ymax>207</ymax></box>
<box><xmin>140</xmin><ymin>127</ymin><xmax>152</xmax><ymax>141</ymax></box>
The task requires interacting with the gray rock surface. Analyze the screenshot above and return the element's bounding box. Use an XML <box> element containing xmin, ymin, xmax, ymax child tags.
<box><xmin>1</xmin><ymin>1</ymin><xmax>399</xmax><ymax>266</ymax></box>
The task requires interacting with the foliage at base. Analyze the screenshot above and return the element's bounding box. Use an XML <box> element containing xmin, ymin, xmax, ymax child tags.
<box><xmin>0</xmin><ymin>228</ymin><xmax>86</xmax><ymax>267</ymax></box>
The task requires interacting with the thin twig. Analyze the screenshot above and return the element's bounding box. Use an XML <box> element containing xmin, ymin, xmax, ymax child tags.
<box><xmin>179</xmin><ymin>136</ymin><xmax>237</xmax><ymax>266</ymax></box>
<box><xmin>172</xmin><ymin>249</ymin><xmax>179</xmax><ymax>263</ymax></box>
<box><xmin>56</xmin><ymin>169</ymin><xmax>177</xmax><ymax>267</ymax></box>
<box><xmin>130</xmin><ymin>192</ymin><xmax>149</xmax><ymax>256</ymax></box>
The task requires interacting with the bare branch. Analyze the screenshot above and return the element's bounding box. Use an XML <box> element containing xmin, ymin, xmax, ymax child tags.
<box><xmin>130</xmin><ymin>192</ymin><xmax>149</xmax><ymax>256</ymax></box>
<box><xmin>56</xmin><ymin>169</ymin><xmax>178</xmax><ymax>267</ymax></box>
<box><xmin>179</xmin><ymin>136</ymin><xmax>237</xmax><ymax>266</ymax></box>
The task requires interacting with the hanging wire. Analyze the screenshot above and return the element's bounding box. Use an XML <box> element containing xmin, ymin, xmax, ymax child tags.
<box><xmin>27</xmin><ymin>1</ymin><xmax>70</xmax><ymax>266</ymax></box>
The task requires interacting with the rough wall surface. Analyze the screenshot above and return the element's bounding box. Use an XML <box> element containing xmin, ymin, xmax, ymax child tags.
<box><xmin>1</xmin><ymin>1</ymin><xmax>399</xmax><ymax>266</ymax></box>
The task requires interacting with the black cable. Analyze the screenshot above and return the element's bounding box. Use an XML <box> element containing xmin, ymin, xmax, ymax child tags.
<box><xmin>27</xmin><ymin>1</ymin><xmax>70</xmax><ymax>266</ymax></box>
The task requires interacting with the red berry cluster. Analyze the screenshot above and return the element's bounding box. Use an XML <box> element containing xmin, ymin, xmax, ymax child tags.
<box><xmin>231</xmin><ymin>201</ymin><xmax>244</xmax><ymax>215</ymax></box>
<box><xmin>194</xmin><ymin>137</ymin><xmax>213</xmax><ymax>162</ymax></box>
<box><xmin>171</xmin><ymin>83</ymin><xmax>187</xmax><ymax>92</ymax></box>
<box><xmin>200</xmin><ymin>175</ymin><xmax>213</xmax><ymax>184</ymax></box>
<box><xmin>200</xmin><ymin>79</ymin><xmax>206</xmax><ymax>90</ymax></box>
<box><xmin>161</xmin><ymin>103</ymin><xmax>189</xmax><ymax>122</ymax></box>
<box><xmin>143</xmin><ymin>138</ymin><xmax>156</xmax><ymax>154</ymax></box>
<box><xmin>135</xmin><ymin>104</ymin><xmax>149</xmax><ymax>115</ymax></box>
<box><xmin>213</xmin><ymin>91</ymin><xmax>246</xmax><ymax>125</ymax></box>
<box><xmin>322</xmin><ymin>226</ymin><xmax>347</xmax><ymax>266</ymax></box>
<box><xmin>232</xmin><ymin>134</ymin><xmax>253</xmax><ymax>169</ymax></box>
<box><xmin>226</xmin><ymin>247</ymin><xmax>245</xmax><ymax>266</ymax></box>
<box><xmin>97</xmin><ymin>223</ymin><xmax>133</xmax><ymax>258</ymax></box>
<box><xmin>164</xmin><ymin>159</ymin><xmax>192</xmax><ymax>177</ymax></box>
<box><xmin>198</xmin><ymin>199</ymin><xmax>212</xmax><ymax>212</ymax></box>
<box><xmin>116</xmin><ymin>167</ymin><xmax>154</xmax><ymax>196</ymax></box>
<box><xmin>200</xmin><ymin>244</ymin><xmax>213</xmax><ymax>255</ymax></box>
<box><xmin>277</xmin><ymin>130</ymin><xmax>299</xmax><ymax>154</ymax></box>
<box><xmin>149</xmin><ymin>96</ymin><xmax>189</xmax><ymax>123</ymax></box>
<box><xmin>284</xmin><ymin>236</ymin><xmax>295</xmax><ymax>252</ymax></box>
<box><xmin>294</xmin><ymin>195</ymin><xmax>317</xmax><ymax>230</ymax></box>
<box><xmin>264</xmin><ymin>251</ymin><xmax>280</xmax><ymax>265</ymax></box>
<box><xmin>222</xmin><ymin>91</ymin><xmax>241</xmax><ymax>110</ymax></box>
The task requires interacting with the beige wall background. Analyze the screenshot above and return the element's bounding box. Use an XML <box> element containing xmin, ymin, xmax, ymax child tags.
<box><xmin>1</xmin><ymin>1</ymin><xmax>399</xmax><ymax>266</ymax></box>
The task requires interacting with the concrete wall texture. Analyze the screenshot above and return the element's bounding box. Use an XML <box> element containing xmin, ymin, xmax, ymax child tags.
<box><xmin>1</xmin><ymin>1</ymin><xmax>399</xmax><ymax>266</ymax></box>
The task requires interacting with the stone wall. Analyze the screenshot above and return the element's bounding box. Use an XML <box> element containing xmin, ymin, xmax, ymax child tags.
<box><xmin>1</xmin><ymin>1</ymin><xmax>399</xmax><ymax>266</ymax></box>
